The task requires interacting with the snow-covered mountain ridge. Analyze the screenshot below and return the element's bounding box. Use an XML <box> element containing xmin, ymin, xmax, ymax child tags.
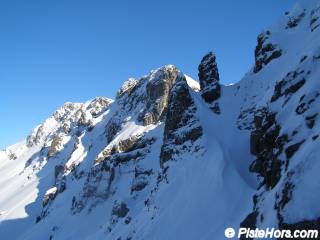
<box><xmin>1</xmin><ymin>1</ymin><xmax>320</xmax><ymax>239</ymax></box>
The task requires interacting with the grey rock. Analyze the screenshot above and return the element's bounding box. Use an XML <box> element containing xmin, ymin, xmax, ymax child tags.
<box><xmin>198</xmin><ymin>52</ymin><xmax>221</xmax><ymax>103</ymax></box>
<box><xmin>47</xmin><ymin>134</ymin><xmax>64</xmax><ymax>158</ymax></box>
<box><xmin>160</xmin><ymin>75</ymin><xmax>203</xmax><ymax>166</ymax></box>
<box><xmin>139</xmin><ymin>65</ymin><xmax>180</xmax><ymax>125</ymax></box>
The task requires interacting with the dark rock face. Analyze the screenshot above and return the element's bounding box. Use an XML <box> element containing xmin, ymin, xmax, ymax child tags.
<box><xmin>160</xmin><ymin>75</ymin><xmax>203</xmax><ymax>167</ymax></box>
<box><xmin>198</xmin><ymin>52</ymin><xmax>221</xmax><ymax>103</ymax></box>
<box><xmin>285</xmin><ymin>140</ymin><xmax>305</xmax><ymax>160</ymax></box>
<box><xmin>249</xmin><ymin>108</ymin><xmax>288</xmax><ymax>189</ymax></box>
<box><xmin>253</xmin><ymin>31</ymin><xmax>282</xmax><ymax>73</ymax></box>
<box><xmin>296</xmin><ymin>91</ymin><xmax>320</xmax><ymax>115</ymax></box>
<box><xmin>271</xmin><ymin>68</ymin><xmax>307</xmax><ymax>103</ymax></box>
<box><xmin>274</xmin><ymin>176</ymin><xmax>295</xmax><ymax>227</ymax></box>
<box><xmin>105</xmin><ymin>119</ymin><xmax>122</xmax><ymax>143</ymax></box>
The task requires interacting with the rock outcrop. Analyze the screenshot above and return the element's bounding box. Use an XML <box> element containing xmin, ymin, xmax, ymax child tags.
<box><xmin>271</xmin><ymin>67</ymin><xmax>307</xmax><ymax>103</ymax></box>
<box><xmin>253</xmin><ymin>31</ymin><xmax>282</xmax><ymax>73</ymax></box>
<box><xmin>87</xmin><ymin>97</ymin><xmax>112</xmax><ymax>117</ymax></box>
<box><xmin>47</xmin><ymin>134</ymin><xmax>64</xmax><ymax>158</ymax></box>
<box><xmin>138</xmin><ymin>65</ymin><xmax>180</xmax><ymax>125</ymax></box>
<box><xmin>198</xmin><ymin>52</ymin><xmax>221</xmax><ymax>104</ymax></box>
<box><xmin>43</xmin><ymin>187</ymin><xmax>58</xmax><ymax>207</ymax></box>
<box><xmin>249</xmin><ymin>108</ymin><xmax>288</xmax><ymax>189</ymax></box>
<box><xmin>160</xmin><ymin>75</ymin><xmax>203</xmax><ymax>167</ymax></box>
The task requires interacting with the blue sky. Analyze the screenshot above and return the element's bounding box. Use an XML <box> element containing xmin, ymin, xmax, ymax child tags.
<box><xmin>0</xmin><ymin>0</ymin><xmax>296</xmax><ymax>149</ymax></box>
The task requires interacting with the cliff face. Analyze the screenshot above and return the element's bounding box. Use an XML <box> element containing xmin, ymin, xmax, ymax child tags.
<box><xmin>1</xmin><ymin>1</ymin><xmax>320</xmax><ymax>239</ymax></box>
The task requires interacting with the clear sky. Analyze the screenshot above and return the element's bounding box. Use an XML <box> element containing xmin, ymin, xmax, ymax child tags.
<box><xmin>0</xmin><ymin>0</ymin><xmax>296</xmax><ymax>149</ymax></box>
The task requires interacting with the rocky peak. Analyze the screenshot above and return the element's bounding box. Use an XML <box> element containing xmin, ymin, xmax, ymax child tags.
<box><xmin>26</xmin><ymin>98</ymin><xmax>112</xmax><ymax>148</ymax></box>
<box><xmin>139</xmin><ymin>65</ymin><xmax>180</xmax><ymax>125</ymax></box>
<box><xmin>86</xmin><ymin>97</ymin><xmax>113</xmax><ymax>117</ymax></box>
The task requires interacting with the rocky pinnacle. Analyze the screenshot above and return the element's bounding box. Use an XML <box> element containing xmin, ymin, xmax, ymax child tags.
<box><xmin>198</xmin><ymin>52</ymin><xmax>221</xmax><ymax>103</ymax></box>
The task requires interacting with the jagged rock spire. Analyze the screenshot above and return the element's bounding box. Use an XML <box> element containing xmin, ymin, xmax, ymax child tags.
<box><xmin>198</xmin><ymin>52</ymin><xmax>221</xmax><ymax>103</ymax></box>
